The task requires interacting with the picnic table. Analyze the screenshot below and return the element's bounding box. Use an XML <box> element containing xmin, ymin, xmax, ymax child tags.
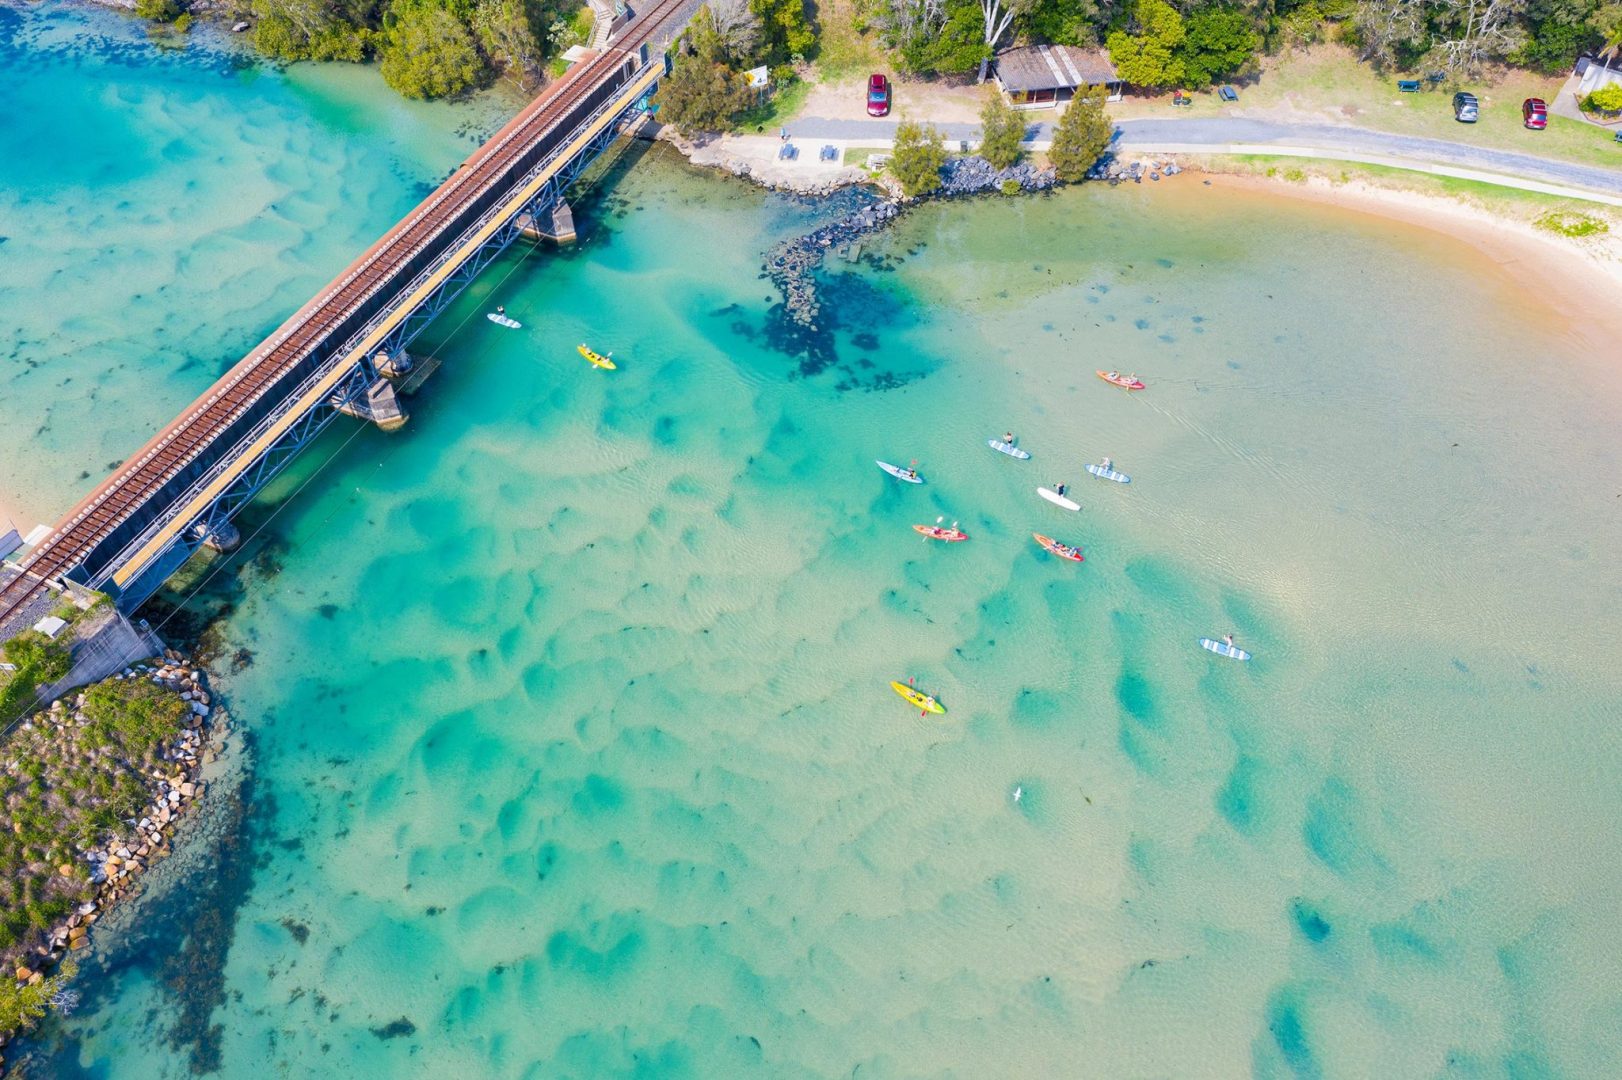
<box><xmin>1397</xmin><ymin>79</ymin><xmax>1421</xmax><ymax>93</ymax></box>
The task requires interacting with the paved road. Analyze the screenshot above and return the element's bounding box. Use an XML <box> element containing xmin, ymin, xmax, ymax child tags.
<box><xmin>782</xmin><ymin>115</ymin><xmax>1622</xmax><ymax>198</ymax></box>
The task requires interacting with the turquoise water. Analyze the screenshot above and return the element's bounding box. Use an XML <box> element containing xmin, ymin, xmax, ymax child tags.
<box><xmin>8</xmin><ymin>7</ymin><xmax>1622</xmax><ymax>1078</ymax></box>
<box><xmin>0</xmin><ymin>2</ymin><xmax>511</xmax><ymax>527</ymax></box>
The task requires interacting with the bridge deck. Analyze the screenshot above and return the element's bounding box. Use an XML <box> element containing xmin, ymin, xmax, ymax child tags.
<box><xmin>0</xmin><ymin>0</ymin><xmax>693</xmax><ymax>625</ymax></box>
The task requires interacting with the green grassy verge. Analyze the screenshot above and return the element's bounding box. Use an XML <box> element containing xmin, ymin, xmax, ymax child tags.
<box><xmin>732</xmin><ymin>79</ymin><xmax>814</xmax><ymax>134</ymax></box>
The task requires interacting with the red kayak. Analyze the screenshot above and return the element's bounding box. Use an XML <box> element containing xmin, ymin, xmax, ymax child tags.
<box><xmin>914</xmin><ymin>524</ymin><xmax>969</xmax><ymax>542</ymax></box>
<box><xmin>1033</xmin><ymin>533</ymin><xmax>1084</xmax><ymax>562</ymax></box>
<box><xmin>1097</xmin><ymin>370</ymin><xmax>1145</xmax><ymax>390</ymax></box>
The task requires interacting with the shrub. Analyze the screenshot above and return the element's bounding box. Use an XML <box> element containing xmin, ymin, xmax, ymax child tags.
<box><xmin>1583</xmin><ymin>83</ymin><xmax>1622</xmax><ymax>113</ymax></box>
<box><xmin>1534</xmin><ymin>211</ymin><xmax>1609</xmax><ymax>238</ymax></box>
<box><xmin>379</xmin><ymin>0</ymin><xmax>489</xmax><ymax>99</ymax></box>
<box><xmin>135</xmin><ymin>0</ymin><xmax>183</xmax><ymax>22</ymax></box>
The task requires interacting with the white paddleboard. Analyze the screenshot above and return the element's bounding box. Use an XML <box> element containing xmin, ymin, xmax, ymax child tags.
<box><xmin>877</xmin><ymin>460</ymin><xmax>924</xmax><ymax>484</ymax></box>
<box><xmin>988</xmin><ymin>439</ymin><xmax>1031</xmax><ymax>460</ymax></box>
<box><xmin>1086</xmin><ymin>463</ymin><xmax>1130</xmax><ymax>483</ymax></box>
<box><xmin>1200</xmin><ymin>638</ymin><xmax>1252</xmax><ymax>661</ymax></box>
<box><xmin>487</xmin><ymin>313</ymin><xmax>521</xmax><ymax>329</ymax></box>
<box><xmin>1037</xmin><ymin>487</ymin><xmax>1079</xmax><ymax>511</ymax></box>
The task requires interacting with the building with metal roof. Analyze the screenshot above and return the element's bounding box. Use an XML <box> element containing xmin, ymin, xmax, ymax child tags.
<box><xmin>992</xmin><ymin>45</ymin><xmax>1122</xmax><ymax>109</ymax></box>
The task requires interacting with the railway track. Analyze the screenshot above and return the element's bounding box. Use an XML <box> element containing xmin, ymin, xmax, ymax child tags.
<box><xmin>0</xmin><ymin>0</ymin><xmax>690</xmax><ymax>628</ymax></box>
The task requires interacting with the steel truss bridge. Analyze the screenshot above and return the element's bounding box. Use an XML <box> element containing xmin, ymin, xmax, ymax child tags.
<box><xmin>0</xmin><ymin>0</ymin><xmax>699</xmax><ymax>624</ymax></box>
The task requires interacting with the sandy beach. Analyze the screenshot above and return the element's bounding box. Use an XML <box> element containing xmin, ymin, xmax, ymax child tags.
<box><xmin>1199</xmin><ymin>169</ymin><xmax>1622</xmax><ymax>359</ymax></box>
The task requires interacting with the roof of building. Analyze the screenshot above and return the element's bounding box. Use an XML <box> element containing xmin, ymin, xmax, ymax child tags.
<box><xmin>993</xmin><ymin>45</ymin><xmax>1119</xmax><ymax>93</ymax></box>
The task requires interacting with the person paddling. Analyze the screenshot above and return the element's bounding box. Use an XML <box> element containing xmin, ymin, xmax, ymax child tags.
<box><xmin>1003</xmin><ymin>431</ymin><xmax>1015</xmax><ymax>445</ymax></box>
<box><xmin>1054</xmin><ymin>481</ymin><xmax>1067</xmax><ymax>498</ymax></box>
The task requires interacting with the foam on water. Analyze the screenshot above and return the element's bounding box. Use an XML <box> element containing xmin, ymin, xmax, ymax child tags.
<box><xmin>7</xmin><ymin>12</ymin><xmax>1622</xmax><ymax>1076</ymax></box>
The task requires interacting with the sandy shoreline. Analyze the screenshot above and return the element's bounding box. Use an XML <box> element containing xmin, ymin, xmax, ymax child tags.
<box><xmin>1194</xmin><ymin>168</ymin><xmax>1622</xmax><ymax>357</ymax></box>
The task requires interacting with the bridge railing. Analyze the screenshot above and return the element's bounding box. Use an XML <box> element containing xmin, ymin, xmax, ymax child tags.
<box><xmin>92</xmin><ymin>60</ymin><xmax>660</xmax><ymax>595</ymax></box>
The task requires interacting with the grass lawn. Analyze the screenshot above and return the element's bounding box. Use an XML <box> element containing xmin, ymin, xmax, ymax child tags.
<box><xmin>1108</xmin><ymin>43</ymin><xmax>1622</xmax><ymax>170</ymax></box>
<box><xmin>841</xmin><ymin>144</ymin><xmax>892</xmax><ymax>168</ymax></box>
<box><xmin>1204</xmin><ymin>153</ymin><xmax>1622</xmax><ymax>225</ymax></box>
<box><xmin>732</xmin><ymin>79</ymin><xmax>813</xmax><ymax>134</ymax></box>
<box><xmin>812</xmin><ymin>0</ymin><xmax>887</xmax><ymax>80</ymax></box>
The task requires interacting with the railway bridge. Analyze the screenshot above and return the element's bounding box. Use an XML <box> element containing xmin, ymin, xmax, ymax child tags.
<box><xmin>0</xmin><ymin>0</ymin><xmax>698</xmax><ymax>628</ymax></box>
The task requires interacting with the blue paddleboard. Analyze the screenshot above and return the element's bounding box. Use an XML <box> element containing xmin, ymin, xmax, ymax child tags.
<box><xmin>1200</xmin><ymin>638</ymin><xmax>1251</xmax><ymax>661</ymax></box>
<box><xmin>988</xmin><ymin>439</ymin><xmax>1031</xmax><ymax>460</ymax></box>
<box><xmin>1086</xmin><ymin>463</ymin><xmax>1130</xmax><ymax>483</ymax></box>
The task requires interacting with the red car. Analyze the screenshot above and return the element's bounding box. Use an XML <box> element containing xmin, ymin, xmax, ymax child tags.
<box><xmin>1522</xmin><ymin>97</ymin><xmax>1548</xmax><ymax>129</ymax></box>
<box><xmin>867</xmin><ymin>74</ymin><xmax>891</xmax><ymax>117</ymax></box>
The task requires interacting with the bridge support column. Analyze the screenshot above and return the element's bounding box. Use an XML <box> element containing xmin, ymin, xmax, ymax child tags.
<box><xmin>337</xmin><ymin>378</ymin><xmax>408</xmax><ymax>432</ymax></box>
<box><xmin>201</xmin><ymin>521</ymin><xmax>241</xmax><ymax>553</ymax></box>
<box><xmin>520</xmin><ymin>201</ymin><xmax>577</xmax><ymax>245</ymax></box>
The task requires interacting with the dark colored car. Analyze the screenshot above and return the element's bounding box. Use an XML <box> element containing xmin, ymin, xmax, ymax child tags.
<box><xmin>1453</xmin><ymin>92</ymin><xmax>1479</xmax><ymax>123</ymax></box>
<box><xmin>867</xmin><ymin>73</ymin><xmax>891</xmax><ymax>117</ymax></box>
<box><xmin>1522</xmin><ymin>97</ymin><xmax>1548</xmax><ymax>129</ymax></box>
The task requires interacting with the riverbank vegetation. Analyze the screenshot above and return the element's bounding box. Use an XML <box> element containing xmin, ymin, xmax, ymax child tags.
<box><xmin>0</xmin><ymin>659</ymin><xmax>213</xmax><ymax>1043</ymax></box>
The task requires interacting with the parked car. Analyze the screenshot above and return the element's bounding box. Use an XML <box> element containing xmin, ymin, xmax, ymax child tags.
<box><xmin>867</xmin><ymin>74</ymin><xmax>891</xmax><ymax>117</ymax></box>
<box><xmin>1453</xmin><ymin>92</ymin><xmax>1479</xmax><ymax>122</ymax></box>
<box><xmin>1522</xmin><ymin>97</ymin><xmax>1548</xmax><ymax>129</ymax></box>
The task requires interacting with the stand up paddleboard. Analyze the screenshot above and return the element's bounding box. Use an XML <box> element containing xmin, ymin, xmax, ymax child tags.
<box><xmin>1037</xmin><ymin>487</ymin><xmax>1080</xmax><ymax>511</ymax></box>
<box><xmin>1200</xmin><ymin>638</ymin><xmax>1252</xmax><ymax>661</ymax></box>
<box><xmin>1086</xmin><ymin>463</ymin><xmax>1130</xmax><ymax>484</ymax></box>
<box><xmin>487</xmin><ymin>313</ymin><xmax>521</xmax><ymax>329</ymax></box>
<box><xmin>988</xmin><ymin>439</ymin><xmax>1031</xmax><ymax>460</ymax></box>
<box><xmin>878</xmin><ymin>461</ymin><xmax>924</xmax><ymax>484</ymax></box>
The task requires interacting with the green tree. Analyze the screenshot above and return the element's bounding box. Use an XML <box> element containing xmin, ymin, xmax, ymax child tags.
<box><xmin>1179</xmin><ymin>7</ymin><xmax>1259</xmax><ymax>88</ymax></box>
<box><xmin>0</xmin><ymin>964</ymin><xmax>76</xmax><ymax>1039</ymax></box>
<box><xmin>656</xmin><ymin>14</ymin><xmax>751</xmax><ymax>131</ymax></box>
<box><xmin>749</xmin><ymin>0</ymin><xmax>815</xmax><ymax>64</ymax></box>
<box><xmin>891</xmin><ymin>119</ymin><xmax>948</xmax><ymax>196</ymax></box>
<box><xmin>379</xmin><ymin>0</ymin><xmax>489</xmax><ymax>99</ymax></box>
<box><xmin>135</xmin><ymin>0</ymin><xmax>184</xmax><ymax>22</ymax></box>
<box><xmin>1107</xmin><ymin>0</ymin><xmax>1187</xmax><ymax>89</ymax></box>
<box><xmin>978</xmin><ymin>92</ymin><xmax>1025</xmax><ymax>168</ymax></box>
<box><xmin>249</xmin><ymin>0</ymin><xmax>376</xmax><ymax>61</ymax></box>
<box><xmin>901</xmin><ymin>0</ymin><xmax>991</xmax><ymax>74</ymax></box>
<box><xmin>472</xmin><ymin>0</ymin><xmax>547</xmax><ymax>82</ymax></box>
<box><xmin>1048</xmin><ymin>85</ymin><xmax>1113</xmax><ymax>182</ymax></box>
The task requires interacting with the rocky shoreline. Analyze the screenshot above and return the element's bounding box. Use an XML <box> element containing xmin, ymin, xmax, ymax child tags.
<box><xmin>656</xmin><ymin>125</ymin><xmax>1191</xmax><ymax>327</ymax></box>
<box><xmin>0</xmin><ymin>650</ymin><xmax>221</xmax><ymax>1067</ymax></box>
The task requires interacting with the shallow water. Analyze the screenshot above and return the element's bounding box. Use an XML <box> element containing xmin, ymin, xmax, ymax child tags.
<box><xmin>7</xmin><ymin>8</ymin><xmax>1622</xmax><ymax>1078</ymax></box>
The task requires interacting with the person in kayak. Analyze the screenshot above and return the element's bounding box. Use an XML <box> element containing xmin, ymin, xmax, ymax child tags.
<box><xmin>1107</xmin><ymin>370</ymin><xmax>1119</xmax><ymax>380</ymax></box>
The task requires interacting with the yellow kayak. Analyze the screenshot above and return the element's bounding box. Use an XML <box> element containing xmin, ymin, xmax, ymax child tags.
<box><xmin>578</xmin><ymin>343</ymin><xmax>616</xmax><ymax>370</ymax></box>
<box><xmin>890</xmin><ymin>680</ymin><xmax>946</xmax><ymax>715</ymax></box>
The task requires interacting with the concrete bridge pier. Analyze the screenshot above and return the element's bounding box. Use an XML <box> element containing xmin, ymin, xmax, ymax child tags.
<box><xmin>200</xmin><ymin>521</ymin><xmax>241</xmax><ymax>553</ymax></box>
<box><xmin>337</xmin><ymin>377</ymin><xmax>408</xmax><ymax>432</ymax></box>
<box><xmin>519</xmin><ymin>201</ymin><xmax>577</xmax><ymax>244</ymax></box>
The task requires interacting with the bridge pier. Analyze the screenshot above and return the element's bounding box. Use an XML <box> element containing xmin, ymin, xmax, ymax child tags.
<box><xmin>519</xmin><ymin>201</ymin><xmax>577</xmax><ymax>245</ymax></box>
<box><xmin>201</xmin><ymin>521</ymin><xmax>241</xmax><ymax>553</ymax></box>
<box><xmin>337</xmin><ymin>377</ymin><xmax>408</xmax><ymax>432</ymax></box>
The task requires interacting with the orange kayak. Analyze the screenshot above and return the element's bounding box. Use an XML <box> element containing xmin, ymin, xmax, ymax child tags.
<box><xmin>1033</xmin><ymin>533</ymin><xmax>1084</xmax><ymax>562</ymax></box>
<box><xmin>913</xmin><ymin>524</ymin><xmax>968</xmax><ymax>542</ymax></box>
<box><xmin>1097</xmin><ymin>370</ymin><xmax>1145</xmax><ymax>390</ymax></box>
